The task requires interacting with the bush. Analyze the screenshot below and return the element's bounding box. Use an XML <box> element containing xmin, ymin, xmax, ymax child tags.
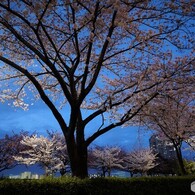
<box><xmin>0</xmin><ymin>177</ymin><xmax>83</xmax><ymax>195</ymax></box>
<box><xmin>85</xmin><ymin>177</ymin><xmax>195</xmax><ymax>195</ymax></box>
<box><xmin>0</xmin><ymin>176</ymin><xmax>194</xmax><ymax>195</ymax></box>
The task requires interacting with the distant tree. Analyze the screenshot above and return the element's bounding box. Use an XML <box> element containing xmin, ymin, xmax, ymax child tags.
<box><xmin>0</xmin><ymin>131</ymin><xmax>28</xmax><ymax>172</ymax></box>
<box><xmin>47</xmin><ymin>131</ymin><xmax>70</xmax><ymax>175</ymax></box>
<box><xmin>14</xmin><ymin>134</ymin><xmax>69</xmax><ymax>176</ymax></box>
<box><xmin>141</xmin><ymin>94</ymin><xmax>195</xmax><ymax>175</ymax></box>
<box><xmin>0</xmin><ymin>0</ymin><xmax>194</xmax><ymax>178</ymax></box>
<box><xmin>125</xmin><ymin>148</ymin><xmax>158</xmax><ymax>176</ymax></box>
<box><xmin>89</xmin><ymin>146</ymin><xmax>125</xmax><ymax>177</ymax></box>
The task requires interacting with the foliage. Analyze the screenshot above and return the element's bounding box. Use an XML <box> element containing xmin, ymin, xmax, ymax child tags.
<box><xmin>0</xmin><ymin>176</ymin><xmax>195</xmax><ymax>195</ymax></box>
<box><xmin>14</xmin><ymin>133</ymin><xmax>69</xmax><ymax>175</ymax></box>
<box><xmin>0</xmin><ymin>0</ymin><xmax>194</xmax><ymax>178</ymax></box>
<box><xmin>141</xmin><ymin>95</ymin><xmax>195</xmax><ymax>142</ymax></box>
<box><xmin>124</xmin><ymin>148</ymin><xmax>158</xmax><ymax>175</ymax></box>
<box><xmin>183</xmin><ymin>160</ymin><xmax>195</xmax><ymax>175</ymax></box>
<box><xmin>140</xmin><ymin>94</ymin><xmax>195</xmax><ymax>175</ymax></box>
<box><xmin>89</xmin><ymin>146</ymin><xmax>125</xmax><ymax>176</ymax></box>
<box><xmin>0</xmin><ymin>131</ymin><xmax>28</xmax><ymax>172</ymax></box>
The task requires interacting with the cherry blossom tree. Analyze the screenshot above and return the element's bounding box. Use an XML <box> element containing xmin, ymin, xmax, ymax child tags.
<box><xmin>89</xmin><ymin>146</ymin><xmax>125</xmax><ymax>177</ymax></box>
<box><xmin>0</xmin><ymin>0</ymin><xmax>194</xmax><ymax>178</ymax></box>
<box><xmin>47</xmin><ymin>131</ymin><xmax>70</xmax><ymax>175</ymax></box>
<box><xmin>0</xmin><ymin>131</ymin><xmax>28</xmax><ymax>172</ymax></box>
<box><xmin>140</xmin><ymin>94</ymin><xmax>195</xmax><ymax>175</ymax></box>
<box><xmin>125</xmin><ymin>148</ymin><xmax>158</xmax><ymax>176</ymax></box>
<box><xmin>14</xmin><ymin>134</ymin><xmax>69</xmax><ymax>176</ymax></box>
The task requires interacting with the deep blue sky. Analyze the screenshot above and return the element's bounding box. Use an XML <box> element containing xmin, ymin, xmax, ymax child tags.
<box><xmin>0</xmin><ymin>100</ymin><xmax>152</xmax><ymax>149</ymax></box>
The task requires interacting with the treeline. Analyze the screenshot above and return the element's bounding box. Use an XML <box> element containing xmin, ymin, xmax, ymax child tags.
<box><xmin>1</xmin><ymin>131</ymin><xmax>195</xmax><ymax>177</ymax></box>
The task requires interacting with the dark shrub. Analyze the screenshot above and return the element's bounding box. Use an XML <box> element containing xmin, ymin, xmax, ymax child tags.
<box><xmin>0</xmin><ymin>176</ymin><xmax>194</xmax><ymax>195</ymax></box>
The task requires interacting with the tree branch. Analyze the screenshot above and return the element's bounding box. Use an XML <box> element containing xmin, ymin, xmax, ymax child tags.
<box><xmin>0</xmin><ymin>56</ymin><xmax>68</xmax><ymax>132</ymax></box>
<box><xmin>86</xmin><ymin>92</ymin><xmax>159</xmax><ymax>146</ymax></box>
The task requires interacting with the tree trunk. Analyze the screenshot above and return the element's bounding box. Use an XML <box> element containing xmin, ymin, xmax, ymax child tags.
<box><xmin>66</xmin><ymin>137</ymin><xmax>88</xmax><ymax>178</ymax></box>
<box><xmin>108</xmin><ymin>168</ymin><xmax>111</xmax><ymax>177</ymax></box>
<box><xmin>174</xmin><ymin>144</ymin><xmax>186</xmax><ymax>175</ymax></box>
<box><xmin>102</xmin><ymin>167</ymin><xmax>106</xmax><ymax>177</ymax></box>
